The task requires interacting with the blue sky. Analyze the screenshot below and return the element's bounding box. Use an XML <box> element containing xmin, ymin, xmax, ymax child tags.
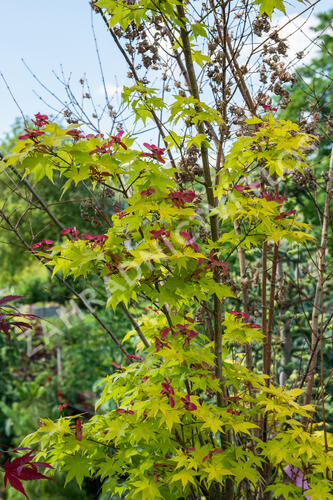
<box><xmin>0</xmin><ymin>0</ymin><xmax>127</xmax><ymax>138</ymax></box>
<box><xmin>0</xmin><ymin>0</ymin><xmax>330</xmax><ymax>140</ymax></box>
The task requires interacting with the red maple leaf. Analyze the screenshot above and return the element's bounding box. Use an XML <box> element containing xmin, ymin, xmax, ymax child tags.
<box><xmin>0</xmin><ymin>296</ymin><xmax>39</xmax><ymax>346</ymax></box>
<box><xmin>2</xmin><ymin>449</ymin><xmax>54</xmax><ymax>499</ymax></box>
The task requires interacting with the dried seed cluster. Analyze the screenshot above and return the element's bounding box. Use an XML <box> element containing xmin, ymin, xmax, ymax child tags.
<box><xmin>292</xmin><ymin>167</ymin><xmax>317</xmax><ymax>190</ymax></box>
<box><xmin>176</xmin><ymin>145</ymin><xmax>203</xmax><ymax>184</ymax></box>
<box><xmin>252</xmin><ymin>14</ymin><xmax>271</xmax><ymax>37</ymax></box>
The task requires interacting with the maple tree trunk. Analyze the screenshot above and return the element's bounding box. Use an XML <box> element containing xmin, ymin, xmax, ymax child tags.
<box><xmin>176</xmin><ymin>3</ymin><xmax>234</xmax><ymax>496</ymax></box>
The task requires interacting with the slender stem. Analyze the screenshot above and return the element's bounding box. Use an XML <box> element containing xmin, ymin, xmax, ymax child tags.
<box><xmin>261</xmin><ymin>240</ymin><xmax>268</xmax><ymax>449</ymax></box>
<box><xmin>266</xmin><ymin>242</ymin><xmax>279</xmax><ymax>384</ymax></box>
<box><xmin>0</xmin><ymin>72</ymin><xmax>27</xmax><ymax>125</ymax></box>
<box><xmin>120</xmin><ymin>302</ymin><xmax>150</xmax><ymax>348</ymax></box>
<box><xmin>262</xmin><ymin>241</ymin><xmax>268</xmax><ymax>370</ymax></box>
<box><xmin>90</xmin><ymin>9</ymin><xmax>111</xmax><ymax>109</ymax></box>
<box><xmin>225</xmin><ymin>33</ymin><xmax>256</xmax><ymax>114</ymax></box>
<box><xmin>320</xmin><ymin>281</ymin><xmax>328</xmax><ymax>451</ymax></box>
<box><xmin>175</xmin><ymin>4</ymin><xmax>217</xmax><ymax>214</ymax></box>
<box><xmin>234</xmin><ymin>220</ymin><xmax>253</xmax><ymax>372</ymax></box>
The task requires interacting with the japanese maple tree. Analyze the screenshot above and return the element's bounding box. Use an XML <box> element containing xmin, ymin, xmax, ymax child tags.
<box><xmin>0</xmin><ymin>0</ymin><xmax>333</xmax><ymax>499</ymax></box>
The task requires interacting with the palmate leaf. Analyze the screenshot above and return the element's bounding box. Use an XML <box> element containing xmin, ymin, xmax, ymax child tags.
<box><xmin>264</xmin><ymin>438</ymin><xmax>291</xmax><ymax>464</ymax></box>
<box><xmin>204</xmin><ymin>463</ymin><xmax>235</xmax><ymax>483</ymax></box>
<box><xmin>63</xmin><ymin>454</ymin><xmax>91</xmax><ymax>489</ymax></box>
<box><xmin>3</xmin><ymin>449</ymin><xmax>54</xmax><ymax>500</ymax></box>
<box><xmin>0</xmin><ymin>296</ymin><xmax>39</xmax><ymax>345</ymax></box>
<box><xmin>170</xmin><ymin>470</ymin><xmax>197</xmax><ymax>489</ymax></box>
<box><xmin>129</xmin><ymin>423</ymin><xmax>158</xmax><ymax>445</ymax></box>
<box><xmin>158</xmin><ymin>408</ymin><xmax>181</xmax><ymax>432</ymax></box>
<box><xmin>192</xmin><ymin>50</ymin><xmax>212</xmax><ymax>67</ymax></box>
<box><xmin>252</xmin><ymin>0</ymin><xmax>287</xmax><ymax>18</ymax></box>
<box><xmin>233</xmin><ymin>459</ymin><xmax>260</xmax><ymax>486</ymax></box>
<box><xmin>266</xmin><ymin>481</ymin><xmax>306</xmax><ymax>499</ymax></box>
<box><xmin>131</xmin><ymin>479</ymin><xmax>163</xmax><ymax>500</ymax></box>
<box><xmin>229</xmin><ymin>421</ymin><xmax>259</xmax><ymax>436</ymax></box>
<box><xmin>102</xmin><ymin>420</ymin><xmax>129</xmax><ymax>444</ymax></box>
<box><xmin>199</xmin><ymin>412</ymin><xmax>223</xmax><ymax>434</ymax></box>
<box><xmin>191</xmin><ymin>22</ymin><xmax>209</xmax><ymax>39</ymax></box>
<box><xmin>307</xmin><ymin>480</ymin><xmax>333</xmax><ymax>500</ymax></box>
<box><xmin>4</xmin><ymin>473</ymin><xmax>30</xmax><ymax>500</ymax></box>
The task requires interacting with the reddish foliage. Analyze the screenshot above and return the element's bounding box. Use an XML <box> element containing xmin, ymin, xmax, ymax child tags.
<box><xmin>32</xmin><ymin>113</ymin><xmax>49</xmax><ymax>128</ymax></box>
<box><xmin>141</xmin><ymin>188</ymin><xmax>156</xmax><ymax>197</ymax></box>
<box><xmin>67</xmin><ymin>129</ymin><xmax>85</xmax><ymax>139</ymax></box>
<box><xmin>75</xmin><ymin>419</ymin><xmax>83</xmax><ymax>441</ymax></box>
<box><xmin>167</xmin><ymin>190</ymin><xmax>196</xmax><ymax>208</ymax></box>
<box><xmin>0</xmin><ymin>296</ymin><xmax>39</xmax><ymax>346</ymax></box>
<box><xmin>150</xmin><ymin>228</ymin><xmax>170</xmax><ymax>241</ymax></box>
<box><xmin>61</xmin><ymin>227</ymin><xmax>79</xmax><ymax>237</ymax></box>
<box><xmin>160</xmin><ymin>378</ymin><xmax>175</xmax><ymax>408</ymax></box>
<box><xmin>18</xmin><ymin>129</ymin><xmax>45</xmax><ymax>141</ymax></box>
<box><xmin>139</xmin><ymin>143</ymin><xmax>165</xmax><ymax>163</ymax></box>
<box><xmin>2</xmin><ymin>448</ymin><xmax>54</xmax><ymax>500</ymax></box>
<box><xmin>115</xmin><ymin>408</ymin><xmax>134</xmax><ymax>415</ymax></box>
<box><xmin>31</xmin><ymin>239</ymin><xmax>53</xmax><ymax>251</ymax></box>
<box><xmin>180</xmin><ymin>394</ymin><xmax>197</xmax><ymax>411</ymax></box>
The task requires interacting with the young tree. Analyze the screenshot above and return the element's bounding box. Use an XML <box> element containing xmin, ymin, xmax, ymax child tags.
<box><xmin>1</xmin><ymin>0</ymin><xmax>332</xmax><ymax>499</ymax></box>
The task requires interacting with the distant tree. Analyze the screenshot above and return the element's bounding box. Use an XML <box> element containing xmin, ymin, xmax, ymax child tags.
<box><xmin>281</xmin><ymin>9</ymin><xmax>332</xmax><ymax>160</ymax></box>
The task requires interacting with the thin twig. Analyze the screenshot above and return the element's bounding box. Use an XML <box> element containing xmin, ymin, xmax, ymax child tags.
<box><xmin>120</xmin><ymin>302</ymin><xmax>150</xmax><ymax>348</ymax></box>
<box><xmin>0</xmin><ymin>72</ymin><xmax>27</xmax><ymax>125</ymax></box>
